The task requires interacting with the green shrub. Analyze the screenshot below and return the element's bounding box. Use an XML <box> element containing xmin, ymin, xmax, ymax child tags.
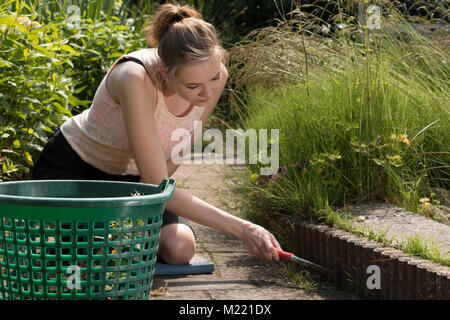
<box><xmin>5</xmin><ymin>1</ymin><xmax>150</xmax><ymax>107</ymax></box>
<box><xmin>0</xmin><ymin>4</ymin><xmax>147</xmax><ymax>181</ymax></box>
<box><xmin>60</xmin><ymin>16</ymin><xmax>146</xmax><ymax>108</ymax></box>
<box><xmin>0</xmin><ymin>11</ymin><xmax>80</xmax><ymax>181</ymax></box>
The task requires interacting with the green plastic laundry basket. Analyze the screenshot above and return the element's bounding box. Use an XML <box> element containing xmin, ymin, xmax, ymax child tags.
<box><xmin>0</xmin><ymin>178</ymin><xmax>176</xmax><ymax>300</ymax></box>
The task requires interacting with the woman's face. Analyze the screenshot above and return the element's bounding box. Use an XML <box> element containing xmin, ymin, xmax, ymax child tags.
<box><xmin>164</xmin><ymin>54</ymin><xmax>223</xmax><ymax>106</ymax></box>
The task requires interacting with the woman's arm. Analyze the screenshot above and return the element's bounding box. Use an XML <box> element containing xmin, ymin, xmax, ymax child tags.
<box><xmin>164</xmin><ymin>187</ymin><xmax>280</xmax><ymax>261</ymax></box>
<box><xmin>113</xmin><ymin>62</ymin><xmax>169</xmax><ymax>184</ymax></box>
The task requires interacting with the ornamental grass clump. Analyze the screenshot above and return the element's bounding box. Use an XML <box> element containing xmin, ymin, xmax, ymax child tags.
<box><xmin>224</xmin><ymin>1</ymin><xmax>449</xmax><ymax>244</ymax></box>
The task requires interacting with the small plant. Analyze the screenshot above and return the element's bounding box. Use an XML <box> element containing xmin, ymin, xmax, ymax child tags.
<box><xmin>401</xmin><ymin>233</ymin><xmax>450</xmax><ymax>267</ymax></box>
<box><xmin>281</xmin><ymin>262</ymin><xmax>318</xmax><ymax>294</ymax></box>
<box><xmin>417</xmin><ymin>197</ymin><xmax>449</xmax><ymax>225</ymax></box>
<box><xmin>150</xmin><ymin>282</ymin><xmax>173</xmax><ymax>297</ymax></box>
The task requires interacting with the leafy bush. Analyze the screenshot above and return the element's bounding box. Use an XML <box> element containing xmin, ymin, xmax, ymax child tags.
<box><xmin>0</xmin><ymin>12</ymin><xmax>79</xmax><ymax>181</ymax></box>
<box><xmin>0</xmin><ymin>4</ymin><xmax>147</xmax><ymax>181</ymax></box>
<box><xmin>60</xmin><ymin>16</ymin><xmax>146</xmax><ymax>107</ymax></box>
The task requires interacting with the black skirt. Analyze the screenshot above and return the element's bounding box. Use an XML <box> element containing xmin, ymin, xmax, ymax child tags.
<box><xmin>32</xmin><ymin>129</ymin><xmax>189</xmax><ymax>229</ymax></box>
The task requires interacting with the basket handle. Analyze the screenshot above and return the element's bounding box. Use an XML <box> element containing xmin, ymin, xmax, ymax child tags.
<box><xmin>158</xmin><ymin>178</ymin><xmax>176</xmax><ymax>200</ymax></box>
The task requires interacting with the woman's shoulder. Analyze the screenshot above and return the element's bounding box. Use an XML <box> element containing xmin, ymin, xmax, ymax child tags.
<box><xmin>127</xmin><ymin>48</ymin><xmax>159</xmax><ymax>65</ymax></box>
<box><xmin>106</xmin><ymin>51</ymin><xmax>158</xmax><ymax>106</ymax></box>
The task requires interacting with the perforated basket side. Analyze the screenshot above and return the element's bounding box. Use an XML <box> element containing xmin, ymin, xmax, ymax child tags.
<box><xmin>0</xmin><ymin>215</ymin><xmax>162</xmax><ymax>300</ymax></box>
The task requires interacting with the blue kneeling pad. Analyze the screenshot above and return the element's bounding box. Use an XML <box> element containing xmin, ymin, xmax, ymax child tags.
<box><xmin>154</xmin><ymin>255</ymin><xmax>215</xmax><ymax>276</ymax></box>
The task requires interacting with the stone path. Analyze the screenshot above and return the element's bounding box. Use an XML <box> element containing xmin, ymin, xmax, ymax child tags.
<box><xmin>151</xmin><ymin>159</ymin><xmax>357</xmax><ymax>300</ymax></box>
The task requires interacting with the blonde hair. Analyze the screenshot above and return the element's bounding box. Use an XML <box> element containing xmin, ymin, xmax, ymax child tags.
<box><xmin>144</xmin><ymin>3</ymin><xmax>228</xmax><ymax>78</ymax></box>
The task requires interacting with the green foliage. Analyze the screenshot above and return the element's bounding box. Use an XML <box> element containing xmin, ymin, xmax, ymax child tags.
<box><xmin>0</xmin><ymin>10</ymin><xmax>79</xmax><ymax>180</ymax></box>
<box><xmin>60</xmin><ymin>16</ymin><xmax>146</xmax><ymax>106</ymax></box>
<box><xmin>13</xmin><ymin>0</ymin><xmax>108</xmax><ymax>22</ymax></box>
<box><xmin>6</xmin><ymin>0</ymin><xmax>151</xmax><ymax>26</ymax></box>
<box><xmin>0</xmin><ymin>2</ymin><xmax>147</xmax><ymax>181</ymax></box>
<box><xmin>240</xmin><ymin>70</ymin><xmax>447</xmax><ymax>219</ymax></box>
<box><xmin>401</xmin><ymin>233</ymin><xmax>450</xmax><ymax>267</ymax></box>
<box><xmin>8</xmin><ymin>1</ymin><xmax>148</xmax><ymax>105</ymax></box>
<box><xmin>224</xmin><ymin>3</ymin><xmax>449</xmax><ymax>264</ymax></box>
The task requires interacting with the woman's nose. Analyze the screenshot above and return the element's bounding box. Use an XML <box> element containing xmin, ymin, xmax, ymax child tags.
<box><xmin>200</xmin><ymin>85</ymin><xmax>213</xmax><ymax>98</ymax></box>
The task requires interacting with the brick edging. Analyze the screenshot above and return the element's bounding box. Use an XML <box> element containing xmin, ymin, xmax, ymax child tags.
<box><xmin>278</xmin><ymin>217</ymin><xmax>450</xmax><ymax>300</ymax></box>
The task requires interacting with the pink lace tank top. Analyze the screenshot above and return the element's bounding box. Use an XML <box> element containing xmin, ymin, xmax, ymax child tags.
<box><xmin>60</xmin><ymin>48</ymin><xmax>205</xmax><ymax>175</ymax></box>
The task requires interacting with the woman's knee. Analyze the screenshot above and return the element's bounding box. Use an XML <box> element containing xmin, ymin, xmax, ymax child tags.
<box><xmin>158</xmin><ymin>224</ymin><xmax>196</xmax><ymax>264</ymax></box>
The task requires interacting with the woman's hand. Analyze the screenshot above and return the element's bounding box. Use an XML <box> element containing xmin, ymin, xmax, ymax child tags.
<box><xmin>241</xmin><ymin>222</ymin><xmax>282</xmax><ymax>262</ymax></box>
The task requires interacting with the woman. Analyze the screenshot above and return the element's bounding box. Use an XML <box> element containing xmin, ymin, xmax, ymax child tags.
<box><xmin>33</xmin><ymin>3</ymin><xmax>281</xmax><ymax>264</ymax></box>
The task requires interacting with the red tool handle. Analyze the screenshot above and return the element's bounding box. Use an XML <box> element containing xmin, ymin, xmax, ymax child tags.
<box><xmin>275</xmin><ymin>248</ymin><xmax>294</xmax><ymax>262</ymax></box>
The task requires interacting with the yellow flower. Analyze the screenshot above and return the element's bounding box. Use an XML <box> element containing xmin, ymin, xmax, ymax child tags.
<box><xmin>250</xmin><ymin>173</ymin><xmax>259</xmax><ymax>184</ymax></box>
<box><xmin>16</xmin><ymin>16</ymin><xmax>32</xmax><ymax>28</ymax></box>
<box><xmin>387</xmin><ymin>154</ymin><xmax>403</xmax><ymax>167</ymax></box>
<box><xmin>390</xmin><ymin>133</ymin><xmax>410</xmax><ymax>146</ymax></box>
<box><xmin>15</xmin><ymin>16</ymin><xmax>41</xmax><ymax>29</ymax></box>
<box><xmin>31</xmin><ymin>21</ymin><xmax>42</xmax><ymax>29</ymax></box>
<box><xmin>399</xmin><ymin>134</ymin><xmax>410</xmax><ymax>146</ymax></box>
<box><xmin>24</xmin><ymin>152</ymin><xmax>33</xmax><ymax>166</ymax></box>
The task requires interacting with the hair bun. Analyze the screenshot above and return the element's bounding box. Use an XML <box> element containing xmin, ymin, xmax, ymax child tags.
<box><xmin>145</xmin><ymin>3</ymin><xmax>203</xmax><ymax>47</ymax></box>
<box><xmin>170</xmin><ymin>13</ymin><xmax>184</xmax><ymax>24</ymax></box>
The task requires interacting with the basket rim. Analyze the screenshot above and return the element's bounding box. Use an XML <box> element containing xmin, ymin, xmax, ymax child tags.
<box><xmin>0</xmin><ymin>179</ymin><xmax>176</xmax><ymax>208</ymax></box>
